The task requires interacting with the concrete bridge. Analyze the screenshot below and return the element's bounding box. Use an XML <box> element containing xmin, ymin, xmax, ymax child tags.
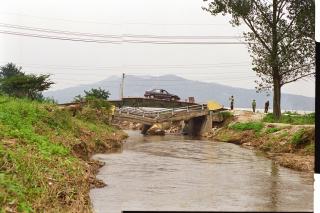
<box><xmin>115</xmin><ymin>105</ymin><xmax>225</xmax><ymax>136</ymax></box>
<box><xmin>109</xmin><ymin>97</ymin><xmax>199</xmax><ymax>108</ymax></box>
<box><xmin>59</xmin><ymin>98</ymin><xmax>226</xmax><ymax>136</ymax></box>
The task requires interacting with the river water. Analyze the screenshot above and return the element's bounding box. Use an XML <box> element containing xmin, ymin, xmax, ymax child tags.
<box><xmin>90</xmin><ymin>130</ymin><xmax>313</xmax><ymax>212</ymax></box>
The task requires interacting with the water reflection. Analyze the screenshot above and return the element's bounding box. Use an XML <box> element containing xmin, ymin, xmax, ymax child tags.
<box><xmin>90</xmin><ymin>130</ymin><xmax>313</xmax><ymax>213</ymax></box>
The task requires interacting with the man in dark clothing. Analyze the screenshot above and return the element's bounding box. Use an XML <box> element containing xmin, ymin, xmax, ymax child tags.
<box><xmin>265</xmin><ymin>100</ymin><xmax>270</xmax><ymax>113</ymax></box>
<box><xmin>252</xmin><ymin>99</ymin><xmax>256</xmax><ymax>113</ymax></box>
<box><xmin>229</xmin><ymin>95</ymin><xmax>234</xmax><ymax>110</ymax></box>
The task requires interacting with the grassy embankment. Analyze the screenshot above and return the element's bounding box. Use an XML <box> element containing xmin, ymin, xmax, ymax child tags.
<box><xmin>0</xmin><ymin>96</ymin><xmax>127</xmax><ymax>212</ymax></box>
<box><xmin>208</xmin><ymin>111</ymin><xmax>315</xmax><ymax>172</ymax></box>
<box><xmin>262</xmin><ymin>111</ymin><xmax>315</xmax><ymax>125</ymax></box>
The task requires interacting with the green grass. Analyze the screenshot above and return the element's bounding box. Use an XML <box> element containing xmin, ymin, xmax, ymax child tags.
<box><xmin>262</xmin><ymin>112</ymin><xmax>315</xmax><ymax>125</ymax></box>
<box><xmin>290</xmin><ymin>128</ymin><xmax>306</xmax><ymax>146</ymax></box>
<box><xmin>0</xmin><ymin>95</ymin><xmax>120</xmax><ymax>212</ymax></box>
<box><xmin>304</xmin><ymin>143</ymin><xmax>315</xmax><ymax>154</ymax></box>
<box><xmin>218</xmin><ymin>111</ymin><xmax>233</xmax><ymax>119</ymax></box>
<box><xmin>229</xmin><ymin>122</ymin><xmax>264</xmax><ymax>132</ymax></box>
<box><xmin>265</xmin><ymin>127</ymin><xmax>281</xmax><ymax>134</ymax></box>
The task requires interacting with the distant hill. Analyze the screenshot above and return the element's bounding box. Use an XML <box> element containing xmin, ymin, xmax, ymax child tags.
<box><xmin>44</xmin><ymin>75</ymin><xmax>315</xmax><ymax>111</ymax></box>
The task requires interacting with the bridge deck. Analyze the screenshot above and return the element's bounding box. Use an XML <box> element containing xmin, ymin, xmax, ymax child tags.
<box><xmin>115</xmin><ymin>105</ymin><xmax>211</xmax><ymax>125</ymax></box>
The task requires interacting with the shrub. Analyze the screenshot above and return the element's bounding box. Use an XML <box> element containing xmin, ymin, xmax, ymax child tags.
<box><xmin>86</xmin><ymin>97</ymin><xmax>112</xmax><ymax>110</ymax></box>
<box><xmin>219</xmin><ymin>111</ymin><xmax>233</xmax><ymax>119</ymax></box>
<box><xmin>229</xmin><ymin>122</ymin><xmax>264</xmax><ymax>132</ymax></box>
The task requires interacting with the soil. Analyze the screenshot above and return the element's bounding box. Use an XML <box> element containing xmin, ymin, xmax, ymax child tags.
<box><xmin>204</xmin><ymin>111</ymin><xmax>315</xmax><ymax>173</ymax></box>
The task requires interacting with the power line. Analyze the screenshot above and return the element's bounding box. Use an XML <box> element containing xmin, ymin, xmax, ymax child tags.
<box><xmin>0</xmin><ymin>22</ymin><xmax>245</xmax><ymax>40</ymax></box>
<box><xmin>0</xmin><ymin>61</ymin><xmax>251</xmax><ymax>70</ymax></box>
<box><xmin>0</xmin><ymin>30</ymin><xmax>247</xmax><ymax>45</ymax></box>
<box><xmin>0</xmin><ymin>30</ymin><xmax>119</xmax><ymax>44</ymax></box>
<box><xmin>0</xmin><ymin>11</ymin><xmax>232</xmax><ymax>27</ymax></box>
<box><xmin>22</xmin><ymin>69</ymin><xmax>256</xmax><ymax>77</ymax></box>
<box><xmin>18</xmin><ymin>64</ymin><xmax>251</xmax><ymax>71</ymax></box>
<box><xmin>50</xmin><ymin>76</ymin><xmax>257</xmax><ymax>82</ymax></box>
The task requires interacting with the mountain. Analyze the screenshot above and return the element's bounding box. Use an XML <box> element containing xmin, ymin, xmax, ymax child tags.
<box><xmin>44</xmin><ymin>75</ymin><xmax>315</xmax><ymax>111</ymax></box>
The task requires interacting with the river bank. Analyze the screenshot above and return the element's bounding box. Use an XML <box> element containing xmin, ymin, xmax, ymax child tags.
<box><xmin>203</xmin><ymin>110</ymin><xmax>315</xmax><ymax>173</ymax></box>
<box><xmin>0</xmin><ymin>96</ymin><xmax>127</xmax><ymax>212</ymax></box>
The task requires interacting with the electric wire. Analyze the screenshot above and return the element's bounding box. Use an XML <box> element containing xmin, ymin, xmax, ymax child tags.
<box><xmin>0</xmin><ymin>22</ymin><xmax>245</xmax><ymax>40</ymax></box>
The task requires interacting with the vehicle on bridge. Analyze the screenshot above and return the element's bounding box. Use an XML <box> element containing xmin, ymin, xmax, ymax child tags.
<box><xmin>144</xmin><ymin>89</ymin><xmax>180</xmax><ymax>101</ymax></box>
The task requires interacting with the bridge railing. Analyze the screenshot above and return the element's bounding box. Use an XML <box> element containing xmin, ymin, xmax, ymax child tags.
<box><xmin>116</xmin><ymin>104</ymin><xmax>207</xmax><ymax>119</ymax></box>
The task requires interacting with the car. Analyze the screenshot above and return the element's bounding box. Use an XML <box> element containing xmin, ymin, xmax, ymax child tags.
<box><xmin>144</xmin><ymin>89</ymin><xmax>180</xmax><ymax>101</ymax></box>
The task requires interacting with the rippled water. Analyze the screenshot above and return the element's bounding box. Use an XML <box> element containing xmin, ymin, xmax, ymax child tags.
<box><xmin>90</xmin><ymin>130</ymin><xmax>313</xmax><ymax>212</ymax></box>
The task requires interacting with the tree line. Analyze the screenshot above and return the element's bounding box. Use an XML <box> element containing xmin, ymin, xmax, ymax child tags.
<box><xmin>0</xmin><ymin>63</ymin><xmax>111</xmax><ymax>105</ymax></box>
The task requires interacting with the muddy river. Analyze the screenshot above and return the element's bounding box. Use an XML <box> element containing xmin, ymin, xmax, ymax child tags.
<box><xmin>90</xmin><ymin>130</ymin><xmax>313</xmax><ymax>212</ymax></box>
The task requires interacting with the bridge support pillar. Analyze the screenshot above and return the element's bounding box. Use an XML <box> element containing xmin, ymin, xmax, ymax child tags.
<box><xmin>199</xmin><ymin>115</ymin><xmax>213</xmax><ymax>136</ymax></box>
<box><xmin>141</xmin><ymin>124</ymin><xmax>152</xmax><ymax>135</ymax></box>
<box><xmin>183</xmin><ymin>114</ymin><xmax>214</xmax><ymax>136</ymax></box>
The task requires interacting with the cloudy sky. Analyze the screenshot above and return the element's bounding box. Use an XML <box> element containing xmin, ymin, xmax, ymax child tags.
<box><xmin>0</xmin><ymin>0</ymin><xmax>315</xmax><ymax>97</ymax></box>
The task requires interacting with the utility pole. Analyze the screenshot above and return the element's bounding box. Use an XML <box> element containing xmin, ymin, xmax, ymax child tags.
<box><xmin>120</xmin><ymin>73</ymin><xmax>125</xmax><ymax>100</ymax></box>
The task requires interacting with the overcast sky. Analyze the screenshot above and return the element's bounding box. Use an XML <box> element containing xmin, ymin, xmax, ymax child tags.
<box><xmin>0</xmin><ymin>0</ymin><xmax>315</xmax><ymax>97</ymax></box>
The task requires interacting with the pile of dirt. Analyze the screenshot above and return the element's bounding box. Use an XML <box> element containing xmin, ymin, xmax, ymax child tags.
<box><xmin>114</xmin><ymin>120</ymin><xmax>183</xmax><ymax>135</ymax></box>
<box><xmin>113</xmin><ymin>120</ymin><xmax>143</xmax><ymax>130</ymax></box>
<box><xmin>147</xmin><ymin>124</ymin><xmax>165</xmax><ymax>135</ymax></box>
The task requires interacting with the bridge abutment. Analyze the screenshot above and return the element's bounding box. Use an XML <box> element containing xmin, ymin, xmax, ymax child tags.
<box><xmin>183</xmin><ymin>115</ymin><xmax>210</xmax><ymax>136</ymax></box>
<box><xmin>183</xmin><ymin>112</ymin><xmax>224</xmax><ymax>136</ymax></box>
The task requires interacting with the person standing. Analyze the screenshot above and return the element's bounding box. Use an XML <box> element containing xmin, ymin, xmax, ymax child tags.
<box><xmin>264</xmin><ymin>100</ymin><xmax>270</xmax><ymax>113</ymax></box>
<box><xmin>110</xmin><ymin>105</ymin><xmax>116</xmax><ymax>121</ymax></box>
<box><xmin>252</xmin><ymin>99</ymin><xmax>256</xmax><ymax>113</ymax></box>
<box><xmin>229</xmin><ymin>95</ymin><xmax>234</xmax><ymax>110</ymax></box>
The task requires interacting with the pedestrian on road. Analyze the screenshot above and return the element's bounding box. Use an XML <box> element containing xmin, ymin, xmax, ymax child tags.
<box><xmin>264</xmin><ymin>100</ymin><xmax>270</xmax><ymax>113</ymax></box>
<box><xmin>252</xmin><ymin>99</ymin><xmax>256</xmax><ymax>113</ymax></box>
<box><xmin>229</xmin><ymin>95</ymin><xmax>234</xmax><ymax>110</ymax></box>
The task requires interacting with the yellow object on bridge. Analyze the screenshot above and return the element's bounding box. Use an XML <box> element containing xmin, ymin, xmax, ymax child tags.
<box><xmin>207</xmin><ymin>101</ymin><xmax>223</xmax><ymax>111</ymax></box>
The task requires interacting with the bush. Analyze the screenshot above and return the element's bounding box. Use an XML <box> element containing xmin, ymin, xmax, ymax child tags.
<box><xmin>229</xmin><ymin>122</ymin><xmax>264</xmax><ymax>132</ymax></box>
<box><xmin>86</xmin><ymin>97</ymin><xmax>112</xmax><ymax>110</ymax></box>
<box><xmin>219</xmin><ymin>111</ymin><xmax>233</xmax><ymax>119</ymax></box>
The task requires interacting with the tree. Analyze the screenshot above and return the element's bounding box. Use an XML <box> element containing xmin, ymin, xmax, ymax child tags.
<box><xmin>74</xmin><ymin>88</ymin><xmax>112</xmax><ymax>111</ymax></box>
<box><xmin>0</xmin><ymin>63</ymin><xmax>23</xmax><ymax>78</ymax></box>
<box><xmin>84</xmin><ymin>87</ymin><xmax>110</xmax><ymax>100</ymax></box>
<box><xmin>0</xmin><ymin>63</ymin><xmax>54</xmax><ymax>100</ymax></box>
<box><xmin>203</xmin><ymin>0</ymin><xmax>315</xmax><ymax>119</ymax></box>
<box><xmin>73</xmin><ymin>94</ymin><xmax>85</xmax><ymax>103</ymax></box>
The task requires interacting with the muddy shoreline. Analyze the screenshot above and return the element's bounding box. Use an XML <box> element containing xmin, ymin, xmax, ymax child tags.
<box><xmin>204</xmin><ymin>125</ymin><xmax>314</xmax><ymax>173</ymax></box>
<box><xmin>86</xmin><ymin>129</ymin><xmax>128</xmax><ymax>189</ymax></box>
